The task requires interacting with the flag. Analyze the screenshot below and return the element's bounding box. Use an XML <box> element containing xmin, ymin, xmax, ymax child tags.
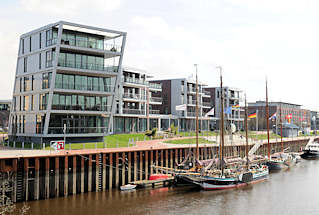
<box><xmin>285</xmin><ymin>114</ymin><xmax>292</xmax><ymax>119</ymax></box>
<box><xmin>224</xmin><ymin>107</ymin><xmax>232</xmax><ymax>114</ymax></box>
<box><xmin>248</xmin><ymin>113</ymin><xmax>257</xmax><ymax>118</ymax></box>
<box><xmin>269</xmin><ymin>112</ymin><xmax>277</xmax><ymax>120</ymax></box>
<box><xmin>205</xmin><ymin>108</ymin><xmax>215</xmax><ymax>117</ymax></box>
<box><xmin>232</xmin><ymin>104</ymin><xmax>240</xmax><ymax>108</ymax></box>
<box><xmin>175</xmin><ymin>104</ymin><xmax>187</xmax><ymax>111</ymax></box>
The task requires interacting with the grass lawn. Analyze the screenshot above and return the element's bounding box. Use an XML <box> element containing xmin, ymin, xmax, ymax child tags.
<box><xmin>177</xmin><ymin>131</ymin><xmax>218</xmax><ymax>137</ymax></box>
<box><xmin>164</xmin><ymin>138</ymin><xmax>215</xmax><ymax>145</ymax></box>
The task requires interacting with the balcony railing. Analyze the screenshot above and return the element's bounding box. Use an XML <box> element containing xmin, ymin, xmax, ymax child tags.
<box><xmin>46</xmin><ymin>38</ymin><xmax>57</xmax><ymax>47</ymax></box>
<box><xmin>149</xmin><ymin>83</ymin><xmax>162</xmax><ymax>90</ymax></box>
<box><xmin>60</xmin><ymin>38</ymin><xmax>122</xmax><ymax>52</ymax></box>
<box><xmin>187</xmin><ymin>112</ymin><xmax>196</xmax><ymax>117</ymax></box>
<box><xmin>48</xmin><ymin>127</ymin><xmax>107</xmax><ymax>134</ymax></box>
<box><xmin>123</xmin><ymin>77</ymin><xmax>147</xmax><ymax>85</ymax></box>
<box><xmin>149</xmin><ymin>110</ymin><xmax>160</xmax><ymax>114</ymax></box>
<box><xmin>202</xmin><ymin>102</ymin><xmax>211</xmax><ymax>107</ymax></box>
<box><xmin>52</xmin><ymin>104</ymin><xmax>110</xmax><ymax>112</ymax></box>
<box><xmin>55</xmin><ymin>83</ymin><xmax>113</xmax><ymax>92</ymax></box>
<box><xmin>58</xmin><ymin>60</ymin><xmax>118</xmax><ymax>73</ymax></box>
<box><xmin>150</xmin><ymin>97</ymin><xmax>162</xmax><ymax>103</ymax></box>
<box><xmin>123</xmin><ymin>93</ymin><xmax>146</xmax><ymax>100</ymax></box>
<box><xmin>122</xmin><ymin>108</ymin><xmax>145</xmax><ymax>115</ymax></box>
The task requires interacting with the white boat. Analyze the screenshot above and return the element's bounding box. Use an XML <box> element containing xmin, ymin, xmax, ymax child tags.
<box><xmin>120</xmin><ymin>184</ymin><xmax>137</xmax><ymax>191</ymax></box>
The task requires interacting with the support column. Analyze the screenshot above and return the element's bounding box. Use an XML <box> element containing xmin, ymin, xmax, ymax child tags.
<box><xmin>204</xmin><ymin>147</ymin><xmax>207</xmax><ymax>159</ymax></box>
<box><xmin>128</xmin><ymin>152</ymin><xmax>131</xmax><ymax>183</ymax></box>
<box><xmin>64</xmin><ymin>156</ymin><xmax>68</xmax><ymax>196</ymax></box>
<box><xmin>165</xmin><ymin>150</ymin><xmax>168</xmax><ymax>168</ymax></box>
<box><xmin>24</xmin><ymin>158</ymin><xmax>29</xmax><ymax>201</ymax></box>
<box><xmin>170</xmin><ymin>150</ymin><xmax>173</xmax><ymax>168</ymax></box>
<box><xmin>133</xmin><ymin>152</ymin><xmax>137</xmax><ymax>181</ymax></box>
<box><xmin>81</xmin><ymin>157</ymin><xmax>84</xmax><ymax>193</ymax></box>
<box><xmin>122</xmin><ymin>153</ymin><xmax>125</xmax><ymax>186</ymax></box>
<box><xmin>155</xmin><ymin>150</ymin><xmax>159</xmax><ymax>173</ymax></box>
<box><xmin>88</xmin><ymin>155</ymin><xmax>92</xmax><ymax>192</ymax></box>
<box><xmin>96</xmin><ymin>154</ymin><xmax>99</xmax><ymax>191</ymax></box>
<box><xmin>179</xmin><ymin>149</ymin><xmax>183</xmax><ymax>163</ymax></box>
<box><xmin>175</xmin><ymin>149</ymin><xmax>178</xmax><ymax>167</ymax></box>
<box><xmin>109</xmin><ymin>153</ymin><xmax>113</xmax><ymax>190</ymax></box>
<box><xmin>103</xmin><ymin>154</ymin><xmax>106</xmax><ymax>191</ymax></box>
<box><xmin>161</xmin><ymin>150</ymin><xmax>164</xmax><ymax>167</ymax></box>
<box><xmin>139</xmin><ymin>151</ymin><xmax>143</xmax><ymax>180</ymax></box>
<box><xmin>115</xmin><ymin>153</ymin><xmax>119</xmax><ymax>188</ymax></box>
<box><xmin>201</xmin><ymin>147</ymin><xmax>204</xmax><ymax>160</ymax></box>
<box><xmin>150</xmin><ymin>150</ymin><xmax>153</xmax><ymax>174</ymax></box>
<box><xmin>45</xmin><ymin>158</ymin><xmax>50</xmax><ymax>199</ymax></box>
<box><xmin>73</xmin><ymin>156</ymin><xmax>76</xmax><ymax>194</ymax></box>
<box><xmin>145</xmin><ymin>151</ymin><xmax>148</xmax><ymax>179</ymax></box>
<box><xmin>55</xmin><ymin>157</ymin><xmax>59</xmax><ymax>197</ymax></box>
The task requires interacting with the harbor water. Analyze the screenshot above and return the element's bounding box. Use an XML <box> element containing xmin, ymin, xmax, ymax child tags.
<box><xmin>20</xmin><ymin>160</ymin><xmax>319</xmax><ymax>215</ymax></box>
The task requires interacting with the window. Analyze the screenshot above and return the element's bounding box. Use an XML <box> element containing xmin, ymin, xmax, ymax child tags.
<box><xmin>22</xmin><ymin>39</ymin><xmax>24</xmax><ymax>54</ymax></box>
<box><xmin>46</xmin><ymin>29</ymin><xmax>52</xmax><ymax>46</ymax></box>
<box><xmin>31</xmin><ymin>95</ymin><xmax>34</xmax><ymax>111</ymax></box>
<box><xmin>39</xmin><ymin>53</ymin><xmax>41</xmax><ymax>69</ymax></box>
<box><xmin>39</xmin><ymin>32</ymin><xmax>42</xmax><ymax>49</ymax></box>
<box><xmin>23</xmin><ymin>76</ymin><xmax>31</xmax><ymax>91</ymax></box>
<box><xmin>19</xmin><ymin>78</ymin><xmax>22</xmax><ymax>92</ymax></box>
<box><xmin>23</xmin><ymin>57</ymin><xmax>27</xmax><ymax>73</ymax></box>
<box><xmin>22</xmin><ymin>115</ymin><xmax>25</xmax><ymax>133</ymax></box>
<box><xmin>39</xmin><ymin>93</ymin><xmax>48</xmax><ymax>110</ymax></box>
<box><xmin>42</xmin><ymin>72</ymin><xmax>52</xmax><ymax>89</ymax></box>
<box><xmin>29</xmin><ymin>36</ymin><xmax>32</xmax><ymax>52</ymax></box>
<box><xmin>45</xmin><ymin>51</ymin><xmax>52</xmax><ymax>67</ymax></box>
<box><xmin>23</xmin><ymin>96</ymin><xmax>29</xmax><ymax>111</ymax></box>
<box><xmin>31</xmin><ymin>75</ymin><xmax>34</xmax><ymax>91</ymax></box>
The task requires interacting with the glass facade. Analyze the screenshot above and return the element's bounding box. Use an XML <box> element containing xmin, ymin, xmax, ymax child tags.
<box><xmin>52</xmin><ymin>93</ymin><xmax>109</xmax><ymax>111</ymax></box>
<box><xmin>42</xmin><ymin>72</ymin><xmax>52</xmax><ymax>89</ymax></box>
<box><xmin>39</xmin><ymin>93</ymin><xmax>48</xmax><ymax>110</ymax></box>
<box><xmin>55</xmin><ymin>73</ymin><xmax>113</xmax><ymax>92</ymax></box>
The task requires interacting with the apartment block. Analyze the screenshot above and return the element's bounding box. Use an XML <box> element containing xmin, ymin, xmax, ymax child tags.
<box><xmin>9</xmin><ymin>21</ymin><xmax>126</xmax><ymax>143</ymax></box>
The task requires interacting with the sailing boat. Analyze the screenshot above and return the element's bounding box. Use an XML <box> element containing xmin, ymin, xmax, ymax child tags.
<box><xmin>174</xmin><ymin>68</ymin><xmax>268</xmax><ymax>190</ymax></box>
<box><xmin>265</xmin><ymin>81</ymin><xmax>297</xmax><ymax>171</ymax></box>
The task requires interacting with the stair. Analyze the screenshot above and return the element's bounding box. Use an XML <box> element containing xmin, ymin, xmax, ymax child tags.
<box><xmin>98</xmin><ymin>153</ymin><xmax>103</xmax><ymax>191</ymax></box>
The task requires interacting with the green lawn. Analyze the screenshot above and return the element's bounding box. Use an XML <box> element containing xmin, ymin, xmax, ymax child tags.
<box><xmin>177</xmin><ymin>131</ymin><xmax>218</xmax><ymax>137</ymax></box>
<box><xmin>164</xmin><ymin>138</ymin><xmax>215</xmax><ymax>145</ymax></box>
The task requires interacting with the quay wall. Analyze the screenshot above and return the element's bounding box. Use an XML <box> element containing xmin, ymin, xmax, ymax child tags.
<box><xmin>0</xmin><ymin>138</ymin><xmax>311</xmax><ymax>202</ymax></box>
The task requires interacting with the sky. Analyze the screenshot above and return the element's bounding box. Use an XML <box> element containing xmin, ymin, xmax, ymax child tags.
<box><xmin>1</xmin><ymin>0</ymin><xmax>319</xmax><ymax>110</ymax></box>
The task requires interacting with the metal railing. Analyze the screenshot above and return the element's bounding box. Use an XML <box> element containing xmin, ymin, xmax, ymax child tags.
<box><xmin>149</xmin><ymin>110</ymin><xmax>160</xmax><ymax>114</ymax></box>
<box><xmin>123</xmin><ymin>93</ymin><xmax>146</xmax><ymax>100</ymax></box>
<box><xmin>48</xmin><ymin>126</ymin><xmax>107</xmax><ymax>134</ymax></box>
<box><xmin>202</xmin><ymin>102</ymin><xmax>211</xmax><ymax>107</ymax></box>
<box><xmin>46</xmin><ymin>38</ymin><xmax>57</xmax><ymax>47</ymax></box>
<box><xmin>58</xmin><ymin>60</ymin><xmax>118</xmax><ymax>73</ymax></box>
<box><xmin>122</xmin><ymin>108</ymin><xmax>145</xmax><ymax>115</ymax></box>
<box><xmin>51</xmin><ymin>104</ymin><xmax>111</xmax><ymax>111</ymax></box>
<box><xmin>149</xmin><ymin>83</ymin><xmax>162</xmax><ymax>89</ymax></box>
<box><xmin>187</xmin><ymin>112</ymin><xmax>196</xmax><ymax>117</ymax></box>
<box><xmin>55</xmin><ymin>83</ymin><xmax>113</xmax><ymax>92</ymax></box>
<box><xmin>123</xmin><ymin>77</ymin><xmax>147</xmax><ymax>85</ymax></box>
<box><xmin>60</xmin><ymin>38</ymin><xmax>122</xmax><ymax>52</ymax></box>
<box><xmin>150</xmin><ymin>97</ymin><xmax>162</xmax><ymax>103</ymax></box>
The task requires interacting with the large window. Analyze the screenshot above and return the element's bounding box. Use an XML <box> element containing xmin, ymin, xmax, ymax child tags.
<box><xmin>23</xmin><ymin>77</ymin><xmax>31</xmax><ymax>91</ymax></box>
<box><xmin>42</xmin><ymin>72</ymin><xmax>52</xmax><ymax>89</ymax></box>
<box><xmin>23</xmin><ymin>96</ymin><xmax>29</xmax><ymax>111</ymax></box>
<box><xmin>39</xmin><ymin>93</ymin><xmax>48</xmax><ymax>110</ymax></box>
<box><xmin>61</xmin><ymin>30</ymin><xmax>105</xmax><ymax>50</ymax></box>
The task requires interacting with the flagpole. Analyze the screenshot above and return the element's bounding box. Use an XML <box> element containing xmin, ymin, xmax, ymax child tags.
<box><xmin>256</xmin><ymin>109</ymin><xmax>258</xmax><ymax>132</ymax></box>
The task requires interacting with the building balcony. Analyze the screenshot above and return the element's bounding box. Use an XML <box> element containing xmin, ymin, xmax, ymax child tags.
<box><xmin>57</xmin><ymin>60</ymin><xmax>118</xmax><ymax>73</ymax></box>
<box><xmin>46</xmin><ymin>38</ymin><xmax>57</xmax><ymax>47</ymax></box>
<box><xmin>202</xmin><ymin>102</ymin><xmax>211</xmax><ymax>107</ymax></box>
<box><xmin>123</xmin><ymin>93</ymin><xmax>146</xmax><ymax>101</ymax></box>
<box><xmin>48</xmin><ymin>126</ymin><xmax>107</xmax><ymax>134</ymax></box>
<box><xmin>51</xmin><ymin>104</ymin><xmax>111</xmax><ymax>112</ymax></box>
<box><xmin>149</xmin><ymin>83</ymin><xmax>162</xmax><ymax>90</ymax></box>
<box><xmin>187</xmin><ymin>112</ymin><xmax>196</xmax><ymax>117</ymax></box>
<box><xmin>150</xmin><ymin>97</ymin><xmax>162</xmax><ymax>103</ymax></box>
<box><xmin>60</xmin><ymin>38</ymin><xmax>122</xmax><ymax>53</ymax></box>
<box><xmin>123</xmin><ymin>77</ymin><xmax>147</xmax><ymax>86</ymax></box>
<box><xmin>149</xmin><ymin>110</ymin><xmax>160</xmax><ymax>115</ymax></box>
<box><xmin>55</xmin><ymin>83</ymin><xmax>113</xmax><ymax>93</ymax></box>
<box><xmin>122</xmin><ymin>108</ymin><xmax>145</xmax><ymax>115</ymax></box>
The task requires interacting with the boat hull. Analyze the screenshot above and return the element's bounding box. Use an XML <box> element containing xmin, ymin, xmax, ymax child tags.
<box><xmin>301</xmin><ymin>150</ymin><xmax>319</xmax><ymax>159</ymax></box>
<box><xmin>265</xmin><ymin>160</ymin><xmax>287</xmax><ymax>171</ymax></box>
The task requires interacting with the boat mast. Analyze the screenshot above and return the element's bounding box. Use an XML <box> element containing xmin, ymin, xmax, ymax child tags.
<box><xmin>195</xmin><ymin>64</ymin><xmax>199</xmax><ymax>161</ymax></box>
<box><xmin>280</xmin><ymin>103</ymin><xmax>283</xmax><ymax>152</ymax></box>
<box><xmin>266</xmin><ymin>79</ymin><xmax>270</xmax><ymax>159</ymax></box>
<box><xmin>218</xmin><ymin>67</ymin><xmax>225</xmax><ymax>175</ymax></box>
<box><xmin>245</xmin><ymin>93</ymin><xmax>249</xmax><ymax>170</ymax></box>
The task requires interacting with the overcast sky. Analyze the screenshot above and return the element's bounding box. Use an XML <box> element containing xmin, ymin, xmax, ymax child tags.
<box><xmin>1</xmin><ymin>0</ymin><xmax>319</xmax><ymax>110</ymax></box>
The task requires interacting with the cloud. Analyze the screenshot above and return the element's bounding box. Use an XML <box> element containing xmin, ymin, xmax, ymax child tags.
<box><xmin>19</xmin><ymin>0</ymin><xmax>122</xmax><ymax>16</ymax></box>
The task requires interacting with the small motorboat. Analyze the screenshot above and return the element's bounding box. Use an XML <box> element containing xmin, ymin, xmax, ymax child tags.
<box><xmin>120</xmin><ymin>184</ymin><xmax>137</xmax><ymax>191</ymax></box>
<box><xmin>301</xmin><ymin>139</ymin><xmax>319</xmax><ymax>159</ymax></box>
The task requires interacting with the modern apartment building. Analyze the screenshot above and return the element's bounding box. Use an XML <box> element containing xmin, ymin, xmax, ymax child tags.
<box><xmin>113</xmin><ymin>66</ymin><xmax>176</xmax><ymax>133</ymax></box>
<box><xmin>8</xmin><ymin>21</ymin><xmax>126</xmax><ymax>143</ymax></box>
<box><xmin>248</xmin><ymin>101</ymin><xmax>311</xmax><ymax>131</ymax></box>
<box><xmin>205</xmin><ymin>87</ymin><xmax>244</xmax><ymax>130</ymax></box>
<box><xmin>150</xmin><ymin>78</ymin><xmax>212</xmax><ymax>131</ymax></box>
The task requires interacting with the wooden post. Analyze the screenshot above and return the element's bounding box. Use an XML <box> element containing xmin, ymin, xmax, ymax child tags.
<box><xmin>34</xmin><ymin>158</ymin><xmax>40</xmax><ymax>200</ymax></box>
<box><xmin>170</xmin><ymin>150</ymin><xmax>173</xmax><ymax>168</ymax></box>
<box><xmin>12</xmin><ymin>159</ymin><xmax>17</xmax><ymax>202</ymax></box>
<box><xmin>155</xmin><ymin>150</ymin><xmax>159</xmax><ymax>174</ymax></box>
<box><xmin>139</xmin><ymin>151</ymin><xmax>143</xmax><ymax>180</ymax></box>
<box><xmin>73</xmin><ymin>156</ymin><xmax>76</xmax><ymax>194</ymax></box>
<box><xmin>81</xmin><ymin>157</ymin><xmax>84</xmax><ymax>193</ymax></box>
<box><xmin>109</xmin><ymin>153</ymin><xmax>113</xmax><ymax>190</ymax></box>
<box><xmin>161</xmin><ymin>150</ymin><xmax>164</xmax><ymax>167</ymax></box>
<box><xmin>96</xmin><ymin>154</ymin><xmax>99</xmax><ymax>191</ymax></box>
<box><xmin>55</xmin><ymin>157</ymin><xmax>60</xmax><ymax>197</ymax></box>
<box><xmin>45</xmin><ymin>158</ymin><xmax>50</xmax><ymax>199</ymax></box>
<box><xmin>88</xmin><ymin>155</ymin><xmax>92</xmax><ymax>192</ymax></box>
<box><xmin>24</xmin><ymin>158</ymin><xmax>29</xmax><ymax>201</ymax></box>
<box><xmin>145</xmin><ymin>151</ymin><xmax>149</xmax><ymax>180</ymax></box>
<box><xmin>134</xmin><ymin>151</ymin><xmax>137</xmax><ymax>181</ymax></box>
<box><xmin>150</xmin><ymin>150</ymin><xmax>153</xmax><ymax>174</ymax></box>
<box><xmin>122</xmin><ymin>153</ymin><xmax>125</xmax><ymax>186</ymax></box>
<box><xmin>175</xmin><ymin>149</ymin><xmax>178</xmax><ymax>167</ymax></box>
<box><xmin>128</xmin><ymin>152</ymin><xmax>131</xmax><ymax>183</ymax></box>
<box><xmin>115</xmin><ymin>153</ymin><xmax>119</xmax><ymax>188</ymax></box>
<box><xmin>64</xmin><ymin>156</ymin><xmax>68</xmax><ymax>196</ymax></box>
<box><xmin>165</xmin><ymin>150</ymin><xmax>168</xmax><ymax>168</ymax></box>
<box><xmin>102</xmin><ymin>154</ymin><xmax>106</xmax><ymax>191</ymax></box>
